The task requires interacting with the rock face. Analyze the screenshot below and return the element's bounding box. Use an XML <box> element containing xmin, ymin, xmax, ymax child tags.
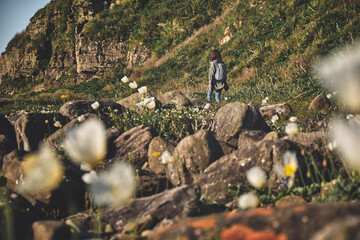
<box><xmin>75</xmin><ymin>184</ymin><xmax>200</xmax><ymax>232</ymax></box>
<box><xmin>166</xmin><ymin>130</ymin><xmax>224</xmax><ymax>186</ymax></box>
<box><xmin>214</xmin><ymin>102</ymin><xmax>270</xmax><ymax>146</ymax></box>
<box><xmin>0</xmin><ymin>0</ymin><xmax>150</xmax><ymax>88</ymax></box>
<box><xmin>148</xmin><ymin>137</ymin><xmax>176</xmax><ymax>175</ymax></box>
<box><xmin>196</xmin><ymin>139</ymin><xmax>306</xmax><ymax>203</ymax></box>
<box><xmin>14</xmin><ymin>113</ymin><xmax>68</xmax><ymax>151</ymax></box>
<box><xmin>102</xmin><ymin>125</ymin><xmax>153</xmax><ymax>170</ymax></box>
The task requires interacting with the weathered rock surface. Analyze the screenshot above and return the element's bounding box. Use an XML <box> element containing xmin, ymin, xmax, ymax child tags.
<box><xmin>148</xmin><ymin>137</ymin><xmax>176</xmax><ymax>176</ymax></box>
<box><xmin>282</xmin><ymin>131</ymin><xmax>326</xmax><ymax>150</ymax></box>
<box><xmin>196</xmin><ymin>139</ymin><xmax>306</xmax><ymax>203</ymax></box>
<box><xmin>214</xmin><ymin>102</ymin><xmax>270</xmax><ymax>146</ymax></box>
<box><xmin>259</xmin><ymin>103</ymin><xmax>292</xmax><ymax>119</ymax></box>
<box><xmin>166</xmin><ymin>130</ymin><xmax>224</xmax><ymax>186</ymax></box>
<box><xmin>158</xmin><ymin>91</ymin><xmax>192</xmax><ymax>108</ymax></box>
<box><xmin>309</xmin><ymin>94</ymin><xmax>331</xmax><ymax>114</ymax></box>
<box><xmin>149</xmin><ymin>202</ymin><xmax>360</xmax><ymax>240</ymax></box>
<box><xmin>59</xmin><ymin>100</ymin><xmax>125</xmax><ymax>120</ymax></box>
<box><xmin>75</xmin><ymin>184</ymin><xmax>200</xmax><ymax>233</ymax></box>
<box><xmin>237</xmin><ymin>130</ymin><xmax>267</xmax><ymax>148</ymax></box>
<box><xmin>101</xmin><ymin>125</ymin><xmax>153</xmax><ymax>170</ymax></box>
<box><xmin>14</xmin><ymin>113</ymin><xmax>68</xmax><ymax>151</ymax></box>
<box><xmin>32</xmin><ymin>220</ymin><xmax>71</xmax><ymax>240</ymax></box>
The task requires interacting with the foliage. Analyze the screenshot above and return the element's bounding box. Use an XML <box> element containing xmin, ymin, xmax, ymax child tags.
<box><xmin>107</xmin><ymin>106</ymin><xmax>216</xmax><ymax>141</ymax></box>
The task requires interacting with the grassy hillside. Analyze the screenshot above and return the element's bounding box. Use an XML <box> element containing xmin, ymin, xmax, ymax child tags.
<box><xmin>1</xmin><ymin>0</ymin><xmax>360</xmax><ymax>125</ymax></box>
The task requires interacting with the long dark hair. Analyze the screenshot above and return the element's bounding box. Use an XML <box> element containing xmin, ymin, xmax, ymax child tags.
<box><xmin>211</xmin><ymin>50</ymin><xmax>222</xmax><ymax>62</ymax></box>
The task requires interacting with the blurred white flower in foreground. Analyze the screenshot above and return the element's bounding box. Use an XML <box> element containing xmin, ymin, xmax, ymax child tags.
<box><xmin>121</xmin><ymin>76</ymin><xmax>129</xmax><ymax>83</ymax></box>
<box><xmin>316</xmin><ymin>44</ymin><xmax>360</xmax><ymax>113</ymax></box>
<box><xmin>138</xmin><ymin>86</ymin><xmax>147</xmax><ymax>94</ymax></box>
<box><xmin>246</xmin><ymin>166</ymin><xmax>267</xmax><ymax>188</ymax></box>
<box><xmin>82</xmin><ymin>170</ymin><xmax>98</xmax><ymax>184</ymax></box>
<box><xmin>329</xmin><ymin>119</ymin><xmax>360</xmax><ymax>171</ymax></box>
<box><xmin>54</xmin><ymin>121</ymin><xmax>61</xmax><ymax>128</ymax></box>
<box><xmin>289</xmin><ymin>116</ymin><xmax>297</xmax><ymax>122</ymax></box>
<box><xmin>271</xmin><ymin>114</ymin><xmax>279</xmax><ymax>124</ymax></box>
<box><xmin>89</xmin><ymin>162</ymin><xmax>136</xmax><ymax>207</ymax></box>
<box><xmin>63</xmin><ymin>119</ymin><xmax>107</xmax><ymax>169</ymax></box>
<box><xmin>129</xmin><ymin>81</ymin><xmax>138</xmax><ymax>89</ymax></box>
<box><xmin>91</xmin><ymin>101</ymin><xmax>100</xmax><ymax>110</ymax></box>
<box><xmin>19</xmin><ymin>144</ymin><xmax>64</xmax><ymax>193</ymax></box>
<box><xmin>285</xmin><ymin>123</ymin><xmax>298</xmax><ymax>136</ymax></box>
<box><xmin>238</xmin><ymin>192</ymin><xmax>259</xmax><ymax>209</ymax></box>
<box><xmin>326</xmin><ymin>94</ymin><xmax>332</xmax><ymax>99</ymax></box>
<box><xmin>275</xmin><ymin>151</ymin><xmax>298</xmax><ymax>188</ymax></box>
<box><xmin>77</xmin><ymin>115</ymin><xmax>85</xmax><ymax>122</ymax></box>
<box><xmin>161</xmin><ymin>150</ymin><xmax>173</xmax><ymax>164</ymax></box>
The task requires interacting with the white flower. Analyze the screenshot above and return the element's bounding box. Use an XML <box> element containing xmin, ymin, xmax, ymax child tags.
<box><xmin>77</xmin><ymin>115</ymin><xmax>85</xmax><ymax>122</ymax></box>
<box><xmin>274</xmin><ymin>151</ymin><xmax>298</xmax><ymax>188</ymax></box>
<box><xmin>329</xmin><ymin>119</ymin><xmax>360</xmax><ymax>171</ymax></box>
<box><xmin>285</xmin><ymin>123</ymin><xmax>298</xmax><ymax>136</ymax></box>
<box><xmin>204</xmin><ymin>103</ymin><xmax>211</xmax><ymax>109</ymax></box>
<box><xmin>224</xmin><ymin>97</ymin><xmax>228</xmax><ymax>101</ymax></box>
<box><xmin>89</xmin><ymin>162</ymin><xmax>136</xmax><ymax>207</ymax></box>
<box><xmin>147</xmin><ymin>99</ymin><xmax>156</xmax><ymax>109</ymax></box>
<box><xmin>121</xmin><ymin>76</ymin><xmax>129</xmax><ymax>83</ymax></box>
<box><xmin>346</xmin><ymin>114</ymin><xmax>354</xmax><ymax>120</ymax></box>
<box><xmin>246</xmin><ymin>167</ymin><xmax>267</xmax><ymax>188</ymax></box>
<box><xmin>238</xmin><ymin>192</ymin><xmax>259</xmax><ymax>209</ymax></box>
<box><xmin>271</xmin><ymin>114</ymin><xmax>279</xmax><ymax>123</ymax></box>
<box><xmin>91</xmin><ymin>101</ymin><xmax>100</xmax><ymax>110</ymax></box>
<box><xmin>138</xmin><ymin>86</ymin><xmax>147</xmax><ymax>94</ymax></box>
<box><xmin>289</xmin><ymin>116</ymin><xmax>297</xmax><ymax>122</ymax></box>
<box><xmin>18</xmin><ymin>144</ymin><xmax>64</xmax><ymax>193</ymax></box>
<box><xmin>82</xmin><ymin>170</ymin><xmax>98</xmax><ymax>184</ymax></box>
<box><xmin>326</xmin><ymin>94</ymin><xmax>332</xmax><ymax>99</ymax></box>
<box><xmin>316</xmin><ymin>44</ymin><xmax>360</xmax><ymax>113</ymax></box>
<box><xmin>161</xmin><ymin>150</ymin><xmax>173</xmax><ymax>164</ymax></box>
<box><xmin>54</xmin><ymin>121</ymin><xmax>61</xmax><ymax>128</ymax></box>
<box><xmin>129</xmin><ymin>81</ymin><xmax>138</xmax><ymax>89</ymax></box>
<box><xmin>63</xmin><ymin>119</ymin><xmax>107</xmax><ymax>168</ymax></box>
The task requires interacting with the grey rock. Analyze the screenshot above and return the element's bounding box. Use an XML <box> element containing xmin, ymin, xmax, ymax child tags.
<box><xmin>148</xmin><ymin>136</ymin><xmax>176</xmax><ymax>175</ymax></box>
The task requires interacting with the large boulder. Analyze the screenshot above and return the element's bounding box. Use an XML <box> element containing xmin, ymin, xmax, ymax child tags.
<box><xmin>309</xmin><ymin>94</ymin><xmax>331</xmax><ymax>114</ymax></box>
<box><xmin>259</xmin><ymin>103</ymin><xmax>292</xmax><ymax>120</ymax></box>
<box><xmin>282</xmin><ymin>131</ymin><xmax>326</xmax><ymax>151</ymax></box>
<box><xmin>158</xmin><ymin>91</ymin><xmax>192</xmax><ymax>108</ymax></box>
<box><xmin>116</xmin><ymin>92</ymin><xmax>161</xmax><ymax>110</ymax></box>
<box><xmin>14</xmin><ymin>113</ymin><xmax>68</xmax><ymax>151</ymax></box>
<box><xmin>3</xmin><ymin>150</ymin><xmax>85</xmax><ymax>208</ymax></box>
<box><xmin>214</xmin><ymin>102</ymin><xmax>270</xmax><ymax>146</ymax></box>
<box><xmin>196</xmin><ymin>139</ymin><xmax>307</xmax><ymax>204</ymax></box>
<box><xmin>148</xmin><ymin>137</ymin><xmax>176</xmax><ymax>176</ymax></box>
<box><xmin>74</xmin><ymin>184</ymin><xmax>200</xmax><ymax>233</ymax></box>
<box><xmin>101</xmin><ymin>125</ymin><xmax>153</xmax><ymax>170</ymax></box>
<box><xmin>237</xmin><ymin>130</ymin><xmax>267</xmax><ymax>148</ymax></box>
<box><xmin>166</xmin><ymin>130</ymin><xmax>224</xmax><ymax>186</ymax></box>
<box><xmin>59</xmin><ymin>100</ymin><xmax>126</xmax><ymax>120</ymax></box>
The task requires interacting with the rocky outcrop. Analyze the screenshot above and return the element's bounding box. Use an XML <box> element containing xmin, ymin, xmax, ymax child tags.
<box><xmin>32</xmin><ymin>220</ymin><xmax>71</xmax><ymax>240</ymax></box>
<box><xmin>259</xmin><ymin>103</ymin><xmax>292</xmax><ymax>120</ymax></box>
<box><xmin>14</xmin><ymin>113</ymin><xmax>68</xmax><ymax>151</ymax></box>
<box><xmin>166</xmin><ymin>130</ymin><xmax>224</xmax><ymax>186</ymax></box>
<box><xmin>148</xmin><ymin>137</ymin><xmax>176</xmax><ymax>175</ymax></box>
<box><xmin>214</xmin><ymin>102</ymin><xmax>270</xmax><ymax>146</ymax></box>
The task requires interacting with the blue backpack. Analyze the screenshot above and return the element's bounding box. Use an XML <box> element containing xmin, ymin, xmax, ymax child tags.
<box><xmin>215</xmin><ymin>62</ymin><xmax>227</xmax><ymax>82</ymax></box>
